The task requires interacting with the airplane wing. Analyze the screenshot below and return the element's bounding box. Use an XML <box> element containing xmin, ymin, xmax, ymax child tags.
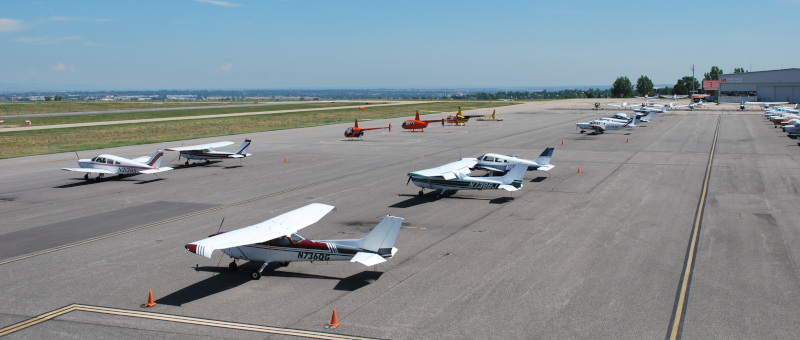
<box><xmin>474</xmin><ymin>165</ymin><xmax>506</xmax><ymax>172</ymax></box>
<box><xmin>408</xmin><ymin>158</ymin><xmax>477</xmax><ymax>179</ymax></box>
<box><xmin>61</xmin><ymin>168</ymin><xmax>115</xmax><ymax>174</ymax></box>
<box><xmin>186</xmin><ymin>203</ymin><xmax>335</xmax><ymax>258</ymax></box>
<box><xmin>140</xmin><ymin>167</ymin><xmax>174</xmax><ymax>174</ymax></box>
<box><xmin>165</xmin><ymin>141</ymin><xmax>235</xmax><ymax>152</ymax></box>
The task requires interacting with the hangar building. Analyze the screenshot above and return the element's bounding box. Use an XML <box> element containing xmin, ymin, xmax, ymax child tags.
<box><xmin>718</xmin><ymin>68</ymin><xmax>800</xmax><ymax>103</ymax></box>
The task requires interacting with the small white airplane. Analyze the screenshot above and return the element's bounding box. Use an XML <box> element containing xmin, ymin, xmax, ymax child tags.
<box><xmin>165</xmin><ymin>140</ymin><xmax>251</xmax><ymax>166</ymax></box>
<box><xmin>659</xmin><ymin>94</ymin><xmax>688</xmax><ymax>99</ymax></box>
<box><xmin>474</xmin><ymin>148</ymin><xmax>555</xmax><ymax>173</ymax></box>
<box><xmin>720</xmin><ymin>101</ymin><xmax>789</xmax><ymax>110</ymax></box>
<box><xmin>606</xmin><ymin>101</ymin><xmax>639</xmax><ymax>109</ymax></box>
<box><xmin>62</xmin><ymin>150</ymin><xmax>173</xmax><ymax>180</ymax></box>
<box><xmin>577</xmin><ymin>116</ymin><xmax>639</xmax><ymax>134</ymax></box>
<box><xmin>407</xmin><ymin>158</ymin><xmax>526</xmax><ymax>199</ymax></box>
<box><xmin>185</xmin><ymin>203</ymin><xmax>403</xmax><ymax>280</ymax></box>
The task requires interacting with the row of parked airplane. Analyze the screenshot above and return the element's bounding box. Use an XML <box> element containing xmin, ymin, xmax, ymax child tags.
<box><xmin>61</xmin><ymin>140</ymin><xmax>252</xmax><ymax>180</ymax></box>
<box><xmin>764</xmin><ymin>104</ymin><xmax>800</xmax><ymax>136</ymax></box>
<box><xmin>576</xmin><ymin>106</ymin><xmax>661</xmax><ymax>134</ymax></box>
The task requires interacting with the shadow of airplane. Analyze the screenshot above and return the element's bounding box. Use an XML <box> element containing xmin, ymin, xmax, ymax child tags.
<box><xmin>529</xmin><ymin>176</ymin><xmax>548</xmax><ymax>183</ymax></box>
<box><xmin>389</xmin><ymin>194</ymin><xmax>431</xmax><ymax>208</ymax></box>
<box><xmin>158</xmin><ymin>264</ymin><xmax>383</xmax><ymax>306</ymax></box>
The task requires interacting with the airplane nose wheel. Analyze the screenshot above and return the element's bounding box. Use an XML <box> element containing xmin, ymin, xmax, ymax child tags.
<box><xmin>228</xmin><ymin>261</ymin><xmax>238</xmax><ymax>272</ymax></box>
<box><xmin>251</xmin><ymin>271</ymin><xmax>261</xmax><ymax>280</ymax></box>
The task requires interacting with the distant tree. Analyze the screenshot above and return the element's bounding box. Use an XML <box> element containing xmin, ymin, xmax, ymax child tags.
<box><xmin>54</xmin><ymin>95</ymin><xmax>62</xmax><ymax>101</ymax></box>
<box><xmin>661</xmin><ymin>86</ymin><xmax>672</xmax><ymax>95</ymax></box>
<box><xmin>611</xmin><ymin>76</ymin><xmax>634</xmax><ymax>98</ymax></box>
<box><xmin>674</xmin><ymin>76</ymin><xmax>700</xmax><ymax>95</ymax></box>
<box><xmin>734</xmin><ymin>67</ymin><xmax>747</xmax><ymax>73</ymax></box>
<box><xmin>44</xmin><ymin>96</ymin><xmax>52</xmax><ymax>101</ymax></box>
<box><xmin>635</xmin><ymin>75</ymin><xmax>654</xmax><ymax>97</ymax></box>
<box><xmin>704</xmin><ymin>66</ymin><xmax>723</xmax><ymax>80</ymax></box>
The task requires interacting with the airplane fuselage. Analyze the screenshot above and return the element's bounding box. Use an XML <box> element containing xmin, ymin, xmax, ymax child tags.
<box><xmin>218</xmin><ymin>235</ymin><xmax>392</xmax><ymax>264</ymax></box>
<box><xmin>77</xmin><ymin>155</ymin><xmax>156</xmax><ymax>175</ymax></box>
<box><xmin>179</xmin><ymin>150</ymin><xmax>241</xmax><ymax>160</ymax></box>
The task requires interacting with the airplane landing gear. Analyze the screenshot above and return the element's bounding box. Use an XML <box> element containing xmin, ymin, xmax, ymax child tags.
<box><xmin>228</xmin><ymin>261</ymin><xmax>238</xmax><ymax>272</ymax></box>
<box><xmin>580</xmin><ymin>130</ymin><xmax>585</xmax><ymax>133</ymax></box>
<box><xmin>185</xmin><ymin>160</ymin><xmax>190</xmax><ymax>166</ymax></box>
<box><xmin>83</xmin><ymin>174</ymin><xmax>89</xmax><ymax>180</ymax></box>
<box><xmin>418</xmin><ymin>190</ymin><xmax>424</xmax><ymax>197</ymax></box>
<box><xmin>251</xmin><ymin>262</ymin><xmax>269</xmax><ymax>280</ymax></box>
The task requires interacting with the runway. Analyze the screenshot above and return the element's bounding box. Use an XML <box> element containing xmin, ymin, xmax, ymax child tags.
<box><xmin>1</xmin><ymin>100</ymin><xmax>798</xmax><ymax>339</ymax></box>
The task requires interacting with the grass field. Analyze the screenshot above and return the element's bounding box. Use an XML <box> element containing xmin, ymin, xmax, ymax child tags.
<box><xmin>0</xmin><ymin>100</ymin><xmax>243</xmax><ymax>115</ymax></box>
<box><xmin>0</xmin><ymin>101</ymin><xmax>515</xmax><ymax>159</ymax></box>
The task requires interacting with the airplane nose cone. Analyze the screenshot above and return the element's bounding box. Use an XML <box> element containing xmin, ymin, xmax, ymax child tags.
<box><xmin>185</xmin><ymin>243</ymin><xmax>198</xmax><ymax>254</ymax></box>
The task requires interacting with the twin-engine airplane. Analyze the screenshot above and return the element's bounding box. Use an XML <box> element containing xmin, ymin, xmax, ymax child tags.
<box><xmin>474</xmin><ymin>147</ymin><xmax>555</xmax><ymax>173</ymax></box>
<box><xmin>185</xmin><ymin>203</ymin><xmax>403</xmax><ymax>280</ymax></box>
<box><xmin>577</xmin><ymin>116</ymin><xmax>639</xmax><ymax>134</ymax></box>
<box><xmin>401</xmin><ymin>110</ymin><xmax>444</xmax><ymax>132</ymax></box>
<box><xmin>407</xmin><ymin>158</ymin><xmax>526</xmax><ymax>199</ymax></box>
<box><xmin>165</xmin><ymin>140</ymin><xmax>252</xmax><ymax>166</ymax></box>
<box><xmin>62</xmin><ymin>150</ymin><xmax>173</xmax><ymax>180</ymax></box>
<box><xmin>344</xmin><ymin>120</ymin><xmax>390</xmax><ymax>139</ymax></box>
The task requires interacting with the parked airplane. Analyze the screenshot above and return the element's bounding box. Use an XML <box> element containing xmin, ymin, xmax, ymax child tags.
<box><xmin>659</xmin><ymin>94</ymin><xmax>688</xmax><ymax>99</ymax></box>
<box><xmin>185</xmin><ymin>203</ymin><xmax>403</xmax><ymax>280</ymax></box>
<box><xmin>166</xmin><ymin>140</ymin><xmax>252</xmax><ymax>166</ymax></box>
<box><xmin>720</xmin><ymin>101</ymin><xmax>790</xmax><ymax>110</ymax></box>
<box><xmin>62</xmin><ymin>150</ymin><xmax>173</xmax><ymax>180</ymax></box>
<box><xmin>407</xmin><ymin>158</ymin><xmax>526</xmax><ymax>198</ymax></box>
<box><xmin>474</xmin><ymin>147</ymin><xmax>555</xmax><ymax>173</ymax></box>
<box><xmin>401</xmin><ymin>110</ymin><xmax>444</xmax><ymax>132</ymax></box>
<box><xmin>577</xmin><ymin>116</ymin><xmax>639</xmax><ymax>134</ymax></box>
<box><xmin>606</xmin><ymin>102</ymin><xmax>638</xmax><ymax>109</ymax></box>
<box><xmin>343</xmin><ymin>120</ymin><xmax>390</xmax><ymax>139</ymax></box>
<box><xmin>476</xmin><ymin>109</ymin><xmax>504</xmax><ymax>121</ymax></box>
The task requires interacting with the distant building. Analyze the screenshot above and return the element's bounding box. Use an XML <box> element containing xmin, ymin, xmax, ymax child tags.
<box><xmin>702</xmin><ymin>80</ymin><xmax>718</xmax><ymax>98</ymax></box>
<box><xmin>166</xmin><ymin>95</ymin><xmax>197</xmax><ymax>101</ymax></box>
<box><xmin>718</xmin><ymin>68</ymin><xmax>800</xmax><ymax>103</ymax></box>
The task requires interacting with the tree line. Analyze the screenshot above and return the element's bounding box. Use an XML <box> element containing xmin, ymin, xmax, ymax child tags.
<box><xmin>609</xmin><ymin>66</ymin><xmax>748</xmax><ymax>98</ymax></box>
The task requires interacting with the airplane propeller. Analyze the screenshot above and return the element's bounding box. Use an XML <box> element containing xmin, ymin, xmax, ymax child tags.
<box><xmin>406</xmin><ymin>176</ymin><xmax>412</xmax><ymax>186</ymax></box>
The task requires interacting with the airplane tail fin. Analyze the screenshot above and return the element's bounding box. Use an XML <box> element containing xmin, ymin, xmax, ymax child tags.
<box><xmin>146</xmin><ymin>150</ymin><xmax>165</xmax><ymax>167</ymax></box>
<box><xmin>499</xmin><ymin>163</ymin><xmax>526</xmax><ymax>190</ymax></box>
<box><xmin>351</xmin><ymin>215</ymin><xmax>403</xmax><ymax>266</ymax></box>
<box><xmin>534</xmin><ymin>147</ymin><xmax>554</xmax><ymax>166</ymax></box>
<box><xmin>235</xmin><ymin>139</ymin><xmax>251</xmax><ymax>155</ymax></box>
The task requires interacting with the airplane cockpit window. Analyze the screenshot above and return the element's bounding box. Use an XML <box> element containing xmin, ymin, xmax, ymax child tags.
<box><xmin>97</xmin><ymin>157</ymin><xmax>105</xmax><ymax>163</ymax></box>
<box><xmin>272</xmin><ymin>236</ymin><xmax>291</xmax><ymax>246</ymax></box>
<box><xmin>290</xmin><ymin>233</ymin><xmax>304</xmax><ymax>243</ymax></box>
<box><xmin>484</xmin><ymin>156</ymin><xmax>495</xmax><ymax>162</ymax></box>
<box><xmin>114</xmin><ymin>161</ymin><xmax>120</xmax><ymax>165</ymax></box>
<box><xmin>106</xmin><ymin>159</ymin><xmax>114</xmax><ymax>164</ymax></box>
<box><xmin>91</xmin><ymin>157</ymin><xmax>98</xmax><ymax>162</ymax></box>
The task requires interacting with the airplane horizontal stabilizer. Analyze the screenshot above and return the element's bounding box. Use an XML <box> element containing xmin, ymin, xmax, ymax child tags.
<box><xmin>61</xmin><ymin>168</ymin><xmax>115</xmax><ymax>174</ymax></box>
<box><xmin>350</xmin><ymin>252</ymin><xmax>387</xmax><ymax>266</ymax></box>
<box><xmin>536</xmin><ymin>164</ymin><xmax>555</xmax><ymax>172</ymax></box>
<box><xmin>498</xmin><ymin>184</ymin><xmax>519</xmax><ymax>191</ymax></box>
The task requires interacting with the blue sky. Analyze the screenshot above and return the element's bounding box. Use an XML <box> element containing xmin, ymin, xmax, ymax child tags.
<box><xmin>1</xmin><ymin>0</ymin><xmax>798</xmax><ymax>90</ymax></box>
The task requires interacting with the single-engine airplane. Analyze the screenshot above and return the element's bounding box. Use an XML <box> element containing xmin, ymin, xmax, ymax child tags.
<box><xmin>62</xmin><ymin>150</ymin><xmax>173</xmax><ymax>180</ymax></box>
<box><xmin>401</xmin><ymin>110</ymin><xmax>444</xmax><ymax>132</ymax></box>
<box><xmin>185</xmin><ymin>203</ymin><xmax>403</xmax><ymax>280</ymax></box>
<box><xmin>407</xmin><ymin>158</ymin><xmax>526</xmax><ymax>199</ymax></box>
<box><xmin>344</xmin><ymin>119</ymin><xmax>390</xmax><ymax>139</ymax></box>
<box><xmin>474</xmin><ymin>147</ymin><xmax>555</xmax><ymax>173</ymax></box>
<box><xmin>720</xmin><ymin>101</ymin><xmax>789</xmax><ymax>110</ymax></box>
<box><xmin>476</xmin><ymin>109</ymin><xmax>504</xmax><ymax>121</ymax></box>
<box><xmin>166</xmin><ymin>140</ymin><xmax>252</xmax><ymax>166</ymax></box>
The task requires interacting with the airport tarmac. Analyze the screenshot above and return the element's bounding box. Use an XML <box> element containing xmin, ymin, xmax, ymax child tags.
<box><xmin>1</xmin><ymin>99</ymin><xmax>798</xmax><ymax>339</ymax></box>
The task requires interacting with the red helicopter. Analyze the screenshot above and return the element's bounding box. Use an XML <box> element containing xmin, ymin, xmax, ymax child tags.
<box><xmin>344</xmin><ymin>119</ymin><xmax>390</xmax><ymax>139</ymax></box>
<box><xmin>400</xmin><ymin>110</ymin><xmax>444</xmax><ymax>132</ymax></box>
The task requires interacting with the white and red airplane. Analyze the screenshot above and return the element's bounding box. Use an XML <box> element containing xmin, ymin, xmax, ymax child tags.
<box><xmin>62</xmin><ymin>150</ymin><xmax>173</xmax><ymax>181</ymax></box>
<box><xmin>165</xmin><ymin>139</ymin><xmax>251</xmax><ymax>166</ymax></box>
<box><xmin>185</xmin><ymin>203</ymin><xmax>403</xmax><ymax>280</ymax></box>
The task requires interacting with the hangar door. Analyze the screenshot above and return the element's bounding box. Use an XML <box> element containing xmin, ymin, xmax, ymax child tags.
<box><xmin>757</xmin><ymin>86</ymin><xmax>775</xmax><ymax>102</ymax></box>
<box><xmin>775</xmin><ymin>86</ymin><xmax>794</xmax><ymax>103</ymax></box>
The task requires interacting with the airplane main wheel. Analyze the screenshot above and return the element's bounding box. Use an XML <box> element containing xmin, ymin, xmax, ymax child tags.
<box><xmin>83</xmin><ymin>174</ymin><xmax>89</xmax><ymax>180</ymax></box>
<box><xmin>418</xmin><ymin>190</ymin><xmax>424</xmax><ymax>196</ymax></box>
<box><xmin>185</xmin><ymin>160</ymin><xmax>190</xmax><ymax>166</ymax></box>
<box><xmin>435</xmin><ymin>193</ymin><xmax>442</xmax><ymax>199</ymax></box>
<box><xmin>251</xmin><ymin>271</ymin><xmax>261</xmax><ymax>280</ymax></box>
<box><xmin>228</xmin><ymin>262</ymin><xmax>238</xmax><ymax>272</ymax></box>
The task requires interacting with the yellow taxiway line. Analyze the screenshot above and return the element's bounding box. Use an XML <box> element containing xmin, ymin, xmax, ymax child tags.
<box><xmin>0</xmin><ymin>304</ymin><xmax>378</xmax><ymax>339</ymax></box>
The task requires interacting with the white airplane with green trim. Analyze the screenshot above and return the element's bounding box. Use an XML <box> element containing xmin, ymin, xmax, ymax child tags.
<box><xmin>407</xmin><ymin>158</ymin><xmax>526</xmax><ymax>199</ymax></box>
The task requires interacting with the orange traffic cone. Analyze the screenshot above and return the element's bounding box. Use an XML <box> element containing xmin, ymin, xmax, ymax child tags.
<box><xmin>561</xmin><ymin>140</ymin><xmax>564</xmax><ymax>145</ymax></box>
<box><xmin>144</xmin><ymin>290</ymin><xmax>156</xmax><ymax>307</ymax></box>
<box><xmin>284</xmin><ymin>157</ymin><xmax>288</xmax><ymax>163</ymax></box>
<box><xmin>577</xmin><ymin>167</ymin><xmax>582</xmax><ymax>174</ymax></box>
<box><xmin>626</xmin><ymin>138</ymin><xmax>629</xmax><ymax>143</ymax></box>
<box><xmin>325</xmin><ymin>309</ymin><xmax>340</xmax><ymax>328</ymax></box>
